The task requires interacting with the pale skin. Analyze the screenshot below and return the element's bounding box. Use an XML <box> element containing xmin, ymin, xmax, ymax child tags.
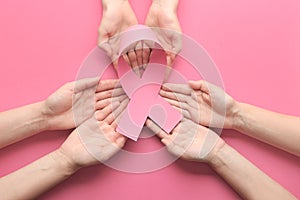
<box><xmin>145</xmin><ymin>0</ymin><xmax>182</xmax><ymax>67</ymax></box>
<box><xmin>160</xmin><ymin>80</ymin><xmax>300</xmax><ymax>156</ymax></box>
<box><xmin>152</xmin><ymin>80</ymin><xmax>299</xmax><ymax>199</ymax></box>
<box><xmin>98</xmin><ymin>0</ymin><xmax>181</xmax><ymax>76</ymax></box>
<box><xmin>0</xmin><ymin>79</ymin><xmax>127</xmax><ymax>200</ymax></box>
<box><xmin>1</xmin><ymin>78</ymin><xmax>297</xmax><ymax>199</ymax></box>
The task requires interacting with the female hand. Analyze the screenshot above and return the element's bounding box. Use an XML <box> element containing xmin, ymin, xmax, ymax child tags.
<box><xmin>57</xmin><ymin>79</ymin><xmax>129</xmax><ymax>169</ymax></box>
<box><xmin>160</xmin><ymin>80</ymin><xmax>239</xmax><ymax>129</ymax></box>
<box><xmin>145</xmin><ymin>0</ymin><xmax>182</xmax><ymax>67</ymax></box>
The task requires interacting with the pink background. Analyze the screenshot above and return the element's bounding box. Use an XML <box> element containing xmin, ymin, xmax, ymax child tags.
<box><xmin>0</xmin><ymin>0</ymin><xmax>300</xmax><ymax>199</ymax></box>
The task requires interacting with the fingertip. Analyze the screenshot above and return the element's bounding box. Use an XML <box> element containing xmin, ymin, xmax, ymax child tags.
<box><xmin>188</xmin><ymin>80</ymin><xmax>198</xmax><ymax>87</ymax></box>
<box><xmin>145</xmin><ymin>118</ymin><xmax>152</xmax><ymax>126</ymax></box>
<box><xmin>159</xmin><ymin>90</ymin><xmax>165</xmax><ymax>96</ymax></box>
<box><xmin>166</xmin><ymin>55</ymin><xmax>172</xmax><ymax>67</ymax></box>
<box><xmin>202</xmin><ymin>93</ymin><xmax>211</xmax><ymax>103</ymax></box>
<box><xmin>188</xmin><ymin>79</ymin><xmax>206</xmax><ymax>90</ymax></box>
<box><xmin>161</xmin><ymin>138</ymin><xmax>166</xmax><ymax>145</ymax></box>
<box><xmin>116</xmin><ymin>136</ymin><xmax>127</xmax><ymax>147</ymax></box>
<box><xmin>162</xmin><ymin>83</ymin><xmax>171</xmax><ymax>91</ymax></box>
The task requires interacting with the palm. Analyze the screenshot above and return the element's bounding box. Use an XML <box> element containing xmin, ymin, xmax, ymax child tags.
<box><xmin>160</xmin><ymin>82</ymin><xmax>236</xmax><ymax>129</ymax></box>
<box><xmin>43</xmin><ymin>78</ymin><xmax>100</xmax><ymax>131</ymax></box>
<box><xmin>193</xmin><ymin>83</ymin><xmax>237</xmax><ymax>129</ymax></box>
<box><xmin>60</xmin><ymin>118</ymin><xmax>125</xmax><ymax>168</ymax></box>
<box><xmin>145</xmin><ymin>4</ymin><xmax>182</xmax><ymax>64</ymax></box>
<box><xmin>44</xmin><ymin>83</ymin><xmax>75</xmax><ymax>130</ymax></box>
<box><xmin>58</xmin><ymin>79</ymin><xmax>128</xmax><ymax>168</ymax></box>
<box><xmin>146</xmin><ymin>118</ymin><xmax>222</xmax><ymax>162</ymax></box>
<box><xmin>98</xmin><ymin>1</ymin><xmax>138</xmax><ymax>61</ymax></box>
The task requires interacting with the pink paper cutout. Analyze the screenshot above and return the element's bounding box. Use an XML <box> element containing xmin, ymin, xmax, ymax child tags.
<box><xmin>116</xmin><ymin>25</ymin><xmax>182</xmax><ymax>141</ymax></box>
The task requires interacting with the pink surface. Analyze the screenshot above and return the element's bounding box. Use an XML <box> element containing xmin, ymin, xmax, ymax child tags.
<box><xmin>0</xmin><ymin>0</ymin><xmax>300</xmax><ymax>199</ymax></box>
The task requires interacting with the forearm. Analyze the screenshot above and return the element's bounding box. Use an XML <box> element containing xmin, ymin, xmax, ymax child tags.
<box><xmin>0</xmin><ymin>150</ymin><xmax>78</xmax><ymax>200</ymax></box>
<box><xmin>152</xmin><ymin>0</ymin><xmax>179</xmax><ymax>12</ymax></box>
<box><xmin>0</xmin><ymin>102</ymin><xmax>49</xmax><ymax>149</ymax></box>
<box><xmin>101</xmin><ymin>0</ymin><xmax>127</xmax><ymax>9</ymax></box>
<box><xmin>208</xmin><ymin>143</ymin><xmax>296</xmax><ymax>200</ymax></box>
<box><xmin>233</xmin><ymin>102</ymin><xmax>300</xmax><ymax>156</ymax></box>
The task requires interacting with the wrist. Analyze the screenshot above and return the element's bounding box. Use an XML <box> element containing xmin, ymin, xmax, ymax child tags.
<box><xmin>205</xmin><ymin>138</ymin><xmax>226</xmax><ymax>164</ymax></box>
<box><xmin>50</xmin><ymin>149</ymin><xmax>81</xmax><ymax>176</ymax></box>
<box><xmin>206</xmin><ymin>140</ymin><xmax>232</xmax><ymax>170</ymax></box>
<box><xmin>231</xmin><ymin>102</ymin><xmax>246</xmax><ymax>131</ymax></box>
<box><xmin>151</xmin><ymin>0</ymin><xmax>179</xmax><ymax>12</ymax></box>
<box><xmin>33</xmin><ymin>101</ymin><xmax>51</xmax><ymax>132</ymax></box>
<box><xmin>102</xmin><ymin>0</ymin><xmax>128</xmax><ymax>10</ymax></box>
<box><xmin>40</xmin><ymin>100</ymin><xmax>55</xmax><ymax>131</ymax></box>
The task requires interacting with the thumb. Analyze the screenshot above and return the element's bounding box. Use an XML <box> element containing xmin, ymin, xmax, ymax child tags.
<box><xmin>189</xmin><ymin>80</ymin><xmax>210</xmax><ymax>94</ymax></box>
<box><xmin>145</xmin><ymin>119</ymin><xmax>170</xmax><ymax>140</ymax></box>
<box><xmin>74</xmin><ymin>77</ymin><xmax>99</xmax><ymax>93</ymax></box>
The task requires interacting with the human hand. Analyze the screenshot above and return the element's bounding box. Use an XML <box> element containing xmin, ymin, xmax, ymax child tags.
<box><xmin>56</xmin><ymin>79</ymin><xmax>128</xmax><ymax>169</ymax></box>
<box><xmin>160</xmin><ymin>80</ymin><xmax>239</xmax><ymax>129</ymax></box>
<box><xmin>145</xmin><ymin>0</ymin><xmax>182</xmax><ymax>68</ymax></box>
<box><xmin>98</xmin><ymin>0</ymin><xmax>141</xmax><ymax>70</ymax></box>
<box><xmin>146</xmin><ymin>117</ymin><xmax>224</xmax><ymax>162</ymax></box>
<box><xmin>42</xmin><ymin>78</ymin><xmax>99</xmax><ymax>131</ymax></box>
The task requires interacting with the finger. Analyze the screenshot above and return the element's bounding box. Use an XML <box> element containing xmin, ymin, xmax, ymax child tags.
<box><xmin>95</xmin><ymin>101</ymin><xmax>120</xmax><ymax>121</ymax></box>
<box><xmin>171</xmin><ymin>31</ymin><xmax>182</xmax><ymax>55</ymax></box>
<box><xmin>145</xmin><ymin>119</ymin><xmax>170</xmax><ymax>140</ymax></box>
<box><xmin>106</xmin><ymin>98</ymin><xmax>129</xmax><ymax>125</ymax></box>
<box><xmin>162</xmin><ymin>97</ymin><xmax>187</xmax><ymax>110</ymax></box>
<box><xmin>74</xmin><ymin>77</ymin><xmax>99</xmax><ymax>93</ymax></box>
<box><xmin>115</xmin><ymin>136</ymin><xmax>127</xmax><ymax>148</ymax></box>
<box><xmin>166</xmin><ymin>53</ymin><xmax>173</xmax><ymax>68</ymax></box>
<box><xmin>96</xmin><ymin>79</ymin><xmax>120</xmax><ymax>92</ymax></box>
<box><xmin>161</xmin><ymin>138</ymin><xmax>172</xmax><ymax>146</ymax></box>
<box><xmin>142</xmin><ymin>42</ymin><xmax>151</xmax><ymax>67</ymax></box>
<box><xmin>95</xmin><ymin>94</ymin><xmax>127</xmax><ymax>110</ymax></box>
<box><xmin>95</xmin><ymin>87</ymin><xmax>125</xmax><ymax>101</ymax></box>
<box><xmin>127</xmin><ymin>51</ymin><xmax>140</xmax><ymax>76</ymax></box>
<box><xmin>162</xmin><ymin>98</ymin><xmax>192</xmax><ymax>119</ymax></box>
<box><xmin>162</xmin><ymin>83</ymin><xmax>192</xmax><ymax>95</ymax></box>
<box><xmin>159</xmin><ymin>90</ymin><xmax>189</xmax><ymax>103</ymax></box>
<box><xmin>95</xmin><ymin>87</ymin><xmax>125</xmax><ymax>102</ymax></box>
<box><xmin>111</xmin><ymin>98</ymin><xmax>130</xmax><ymax>128</ymax></box>
<box><xmin>122</xmin><ymin>54</ymin><xmax>131</xmax><ymax>67</ymax></box>
<box><xmin>164</xmin><ymin>65</ymin><xmax>172</xmax><ymax>82</ymax></box>
<box><xmin>135</xmin><ymin>41</ymin><xmax>143</xmax><ymax>67</ymax></box>
<box><xmin>188</xmin><ymin>80</ymin><xmax>211</xmax><ymax>94</ymax></box>
<box><xmin>112</xmin><ymin>59</ymin><xmax>119</xmax><ymax>72</ymax></box>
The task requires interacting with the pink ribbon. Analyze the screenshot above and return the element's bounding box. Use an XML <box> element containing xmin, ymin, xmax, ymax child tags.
<box><xmin>116</xmin><ymin>25</ymin><xmax>182</xmax><ymax>141</ymax></box>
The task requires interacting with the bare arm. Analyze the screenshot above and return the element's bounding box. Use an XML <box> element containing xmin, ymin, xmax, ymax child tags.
<box><xmin>208</xmin><ymin>141</ymin><xmax>297</xmax><ymax>200</ymax></box>
<box><xmin>0</xmin><ymin>102</ymin><xmax>48</xmax><ymax>148</ymax></box>
<box><xmin>0</xmin><ymin>78</ymin><xmax>99</xmax><ymax>149</ymax></box>
<box><xmin>0</xmin><ymin>79</ymin><xmax>126</xmax><ymax>200</ymax></box>
<box><xmin>0</xmin><ymin>149</ymin><xmax>78</xmax><ymax>199</ymax></box>
<box><xmin>160</xmin><ymin>80</ymin><xmax>300</xmax><ymax>157</ymax></box>
<box><xmin>146</xmin><ymin>119</ymin><xmax>297</xmax><ymax>199</ymax></box>
<box><xmin>233</xmin><ymin>103</ymin><xmax>300</xmax><ymax>156</ymax></box>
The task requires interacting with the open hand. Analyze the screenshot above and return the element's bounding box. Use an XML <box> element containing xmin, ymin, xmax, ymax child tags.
<box><xmin>160</xmin><ymin>81</ymin><xmax>238</xmax><ymax>129</ymax></box>
<box><xmin>145</xmin><ymin>0</ymin><xmax>182</xmax><ymax>67</ymax></box>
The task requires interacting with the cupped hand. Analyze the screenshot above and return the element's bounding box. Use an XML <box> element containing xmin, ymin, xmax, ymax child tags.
<box><xmin>42</xmin><ymin>78</ymin><xmax>99</xmax><ymax>131</ymax></box>
<box><xmin>160</xmin><ymin>80</ymin><xmax>238</xmax><ymax>129</ymax></box>
<box><xmin>98</xmin><ymin>0</ymin><xmax>138</xmax><ymax>69</ymax></box>
<box><xmin>57</xmin><ymin>79</ymin><xmax>128</xmax><ymax>169</ymax></box>
<box><xmin>146</xmin><ymin>117</ymin><xmax>224</xmax><ymax>162</ymax></box>
<box><xmin>145</xmin><ymin>0</ymin><xmax>182</xmax><ymax>67</ymax></box>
